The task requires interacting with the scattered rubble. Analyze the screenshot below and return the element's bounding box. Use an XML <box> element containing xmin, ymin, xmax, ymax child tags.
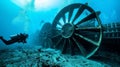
<box><xmin>0</xmin><ymin>46</ymin><xmax>114</xmax><ymax>67</ymax></box>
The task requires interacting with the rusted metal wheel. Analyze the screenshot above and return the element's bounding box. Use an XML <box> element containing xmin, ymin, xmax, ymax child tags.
<box><xmin>52</xmin><ymin>3</ymin><xmax>103</xmax><ymax>58</ymax></box>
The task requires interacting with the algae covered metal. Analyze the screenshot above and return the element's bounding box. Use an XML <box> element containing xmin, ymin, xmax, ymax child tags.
<box><xmin>51</xmin><ymin>3</ymin><xmax>103</xmax><ymax>58</ymax></box>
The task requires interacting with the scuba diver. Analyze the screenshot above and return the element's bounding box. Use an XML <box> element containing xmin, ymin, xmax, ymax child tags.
<box><xmin>0</xmin><ymin>33</ymin><xmax>28</xmax><ymax>45</ymax></box>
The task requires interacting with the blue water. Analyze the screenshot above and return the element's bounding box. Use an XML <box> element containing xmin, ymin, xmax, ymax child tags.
<box><xmin>0</xmin><ymin>0</ymin><xmax>120</xmax><ymax>49</ymax></box>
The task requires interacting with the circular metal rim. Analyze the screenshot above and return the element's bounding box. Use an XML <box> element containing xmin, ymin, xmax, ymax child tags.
<box><xmin>52</xmin><ymin>3</ymin><xmax>103</xmax><ymax>58</ymax></box>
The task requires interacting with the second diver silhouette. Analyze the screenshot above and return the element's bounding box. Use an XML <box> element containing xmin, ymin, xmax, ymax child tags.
<box><xmin>0</xmin><ymin>33</ymin><xmax>28</xmax><ymax>45</ymax></box>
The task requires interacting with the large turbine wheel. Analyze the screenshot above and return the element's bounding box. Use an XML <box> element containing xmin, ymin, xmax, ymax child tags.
<box><xmin>52</xmin><ymin>3</ymin><xmax>102</xmax><ymax>58</ymax></box>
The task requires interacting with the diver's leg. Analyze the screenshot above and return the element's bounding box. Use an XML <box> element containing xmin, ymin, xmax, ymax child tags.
<box><xmin>0</xmin><ymin>36</ymin><xmax>12</xmax><ymax>45</ymax></box>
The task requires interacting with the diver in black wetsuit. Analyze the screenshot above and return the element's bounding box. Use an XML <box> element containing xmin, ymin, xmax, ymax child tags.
<box><xmin>0</xmin><ymin>33</ymin><xmax>28</xmax><ymax>45</ymax></box>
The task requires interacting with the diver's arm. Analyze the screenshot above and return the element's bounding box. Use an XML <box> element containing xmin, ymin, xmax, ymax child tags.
<box><xmin>0</xmin><ymin>37</ymin><xmax>15</xmax><ymax>45</ymax></box>
<box><xmin>0</xmin><ymin>33</ymin><xmax>28</xmax><ymax>45</ymax></box>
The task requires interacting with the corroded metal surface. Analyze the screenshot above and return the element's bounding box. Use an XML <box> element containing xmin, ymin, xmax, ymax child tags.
<box><xmin>52</xmin><ymin>3</ymin><xmax>103</xmax><ymax>58</ymax></box>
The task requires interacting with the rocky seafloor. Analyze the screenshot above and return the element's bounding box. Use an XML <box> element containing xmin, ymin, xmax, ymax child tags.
<box><xmin>0</xmin><ymin>46</ymin><xmax>120</xmax><ymax>67</ymax></box>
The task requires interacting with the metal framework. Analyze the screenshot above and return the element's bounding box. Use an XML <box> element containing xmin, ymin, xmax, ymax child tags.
<box><xmin>51</xmin><ymin>3</ymin><xmax>103</xmax><ymax>58</ymax></box>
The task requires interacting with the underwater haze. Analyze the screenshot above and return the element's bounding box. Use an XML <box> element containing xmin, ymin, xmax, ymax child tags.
<box><xmin>0</xmin><ymin>0</ymin><xmax>120</xmax><ymax>49</ymax></box>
